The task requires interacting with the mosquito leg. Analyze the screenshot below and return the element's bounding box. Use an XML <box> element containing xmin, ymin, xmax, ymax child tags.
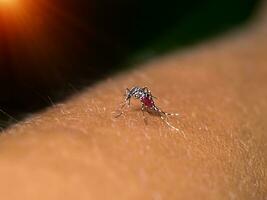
<box><xmin>160</xmin><ymin>114</ymin><xmax>185</xmax><ymax>138</ymax></box>
<box><xmin>141</xmin><ymin>104</ymin><xmax>148</xmax><ymax>125</ymax></box>
<box><xmin>114</xmin><ymin>100</ymin><xmax>128</xmax><ymax>118</ymax></box>
<box><xmin>152</xmin><ymin>105</ymin><xmax>179</xmax><ymax>117</ymax></box>
<box><xmin>142</xmin><ymin>87</ymin><xmax>149</xmax><ymax>93</ymax></box>
<box><xmin>152</xmin><ymin>105</ymin><xmax>184</xmax><ymax>137</ymax></box>
<box><xmin>143</xmin><ymin>87</ymin><xmax>157</xmax><ymax>99</ymax></box>
<box><xmin>163</xmin><ymin>112</ymin><xmax>179</xmax><ymax>116</ymax></box>
<box><xmin>125</xmin><ymin>88</ymin><xmax>130</xmax><ymax>97</ymax></box>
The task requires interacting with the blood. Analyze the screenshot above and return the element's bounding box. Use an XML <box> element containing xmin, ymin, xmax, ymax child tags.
<box><xmin>141</xmin><ymin>96</ymin><xmax>154</xmax><ymax>108</ymax></box>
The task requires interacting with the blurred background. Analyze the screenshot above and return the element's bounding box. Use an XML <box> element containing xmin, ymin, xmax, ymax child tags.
<box><xmin>0</xmin><ymin>0</ymin><xmax>261</xmax><ymax>128</ymax></box>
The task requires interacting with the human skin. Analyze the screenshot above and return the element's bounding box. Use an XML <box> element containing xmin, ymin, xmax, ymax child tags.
<box><xmin>1</xmin><ymin>3</ymin><xmax>267</xmax><ymax>200</ymax></box>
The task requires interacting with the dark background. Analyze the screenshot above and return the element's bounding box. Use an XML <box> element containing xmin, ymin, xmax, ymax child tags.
<box><xmin>0</xmin><ymin>0</ymin><xmax>261</xmax><ymax>128</ymax></box>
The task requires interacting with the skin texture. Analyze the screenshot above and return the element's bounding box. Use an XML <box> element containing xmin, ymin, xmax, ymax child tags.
<box><xmin>1</xmin><ymin>3</ymin><xmax>267</xmax><ymax>200</ymax></box>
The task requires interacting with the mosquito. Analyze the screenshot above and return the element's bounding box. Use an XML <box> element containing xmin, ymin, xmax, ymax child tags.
<box><xmin>115</xmin><ymin>86</ymin><xmax>184</xmax><ymax>136</ymax></box>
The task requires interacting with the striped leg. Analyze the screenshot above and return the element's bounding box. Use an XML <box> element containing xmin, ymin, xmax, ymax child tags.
<box><xmin>114</xmin><ymin>98</ymin><xmax>130</xmax><ymax>118</ymax></box>
<box><xmin>153</xmin><ymin>105</ymin><xmax>185</xmax><ymax>137</ymax></box>
<box><xmin>141</xmin><ymin>104</ymin><xmax>148</xmax><ymax>124</ymax></box>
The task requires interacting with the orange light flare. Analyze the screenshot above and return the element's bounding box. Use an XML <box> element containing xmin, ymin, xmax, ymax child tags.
<box><xmin>0</xmin><ymin>0</ymin><xmax>45</xmax><ymax>37</ymax></box>
<box><xmin>0</xmin><ymin>0</ymin><xmax>96</xmax><ymax>80</ymax></box>
<box><xmin>0</xmin><ymin>0</ymin><xmax>17</xmax><ymax>7</ymax></box>
<box><xmin>0</xmin><ymin>0</ymin><xmax>89</xmax><ymax>83</ymax></box>
<box><xmin>0</xmin><ymin>0</ymin><xmax>60</xmax><ymax>70</ymax></box>
<box><xmin>0</xmin><ymin>0</ymin><xmax>22</xmax><ymax>20</ymax></box>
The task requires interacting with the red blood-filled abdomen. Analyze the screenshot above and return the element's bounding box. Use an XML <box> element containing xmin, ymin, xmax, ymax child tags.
<box><xmin>141</xmin><ymin>96</ymin><xmax>154</xmax><ymax>108</ymax></box>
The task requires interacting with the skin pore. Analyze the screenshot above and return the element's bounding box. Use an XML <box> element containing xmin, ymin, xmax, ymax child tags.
<box><xmin>0</xmin><ymin>2</ymin><xmax>267</xmax><ymax>200</ymax></box>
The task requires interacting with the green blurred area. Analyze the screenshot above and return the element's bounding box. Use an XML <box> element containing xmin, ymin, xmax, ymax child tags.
<box><xmin>122</xmin><ymin>0</ymin><xmax>260</xmax><ymax>64</ymax></box>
